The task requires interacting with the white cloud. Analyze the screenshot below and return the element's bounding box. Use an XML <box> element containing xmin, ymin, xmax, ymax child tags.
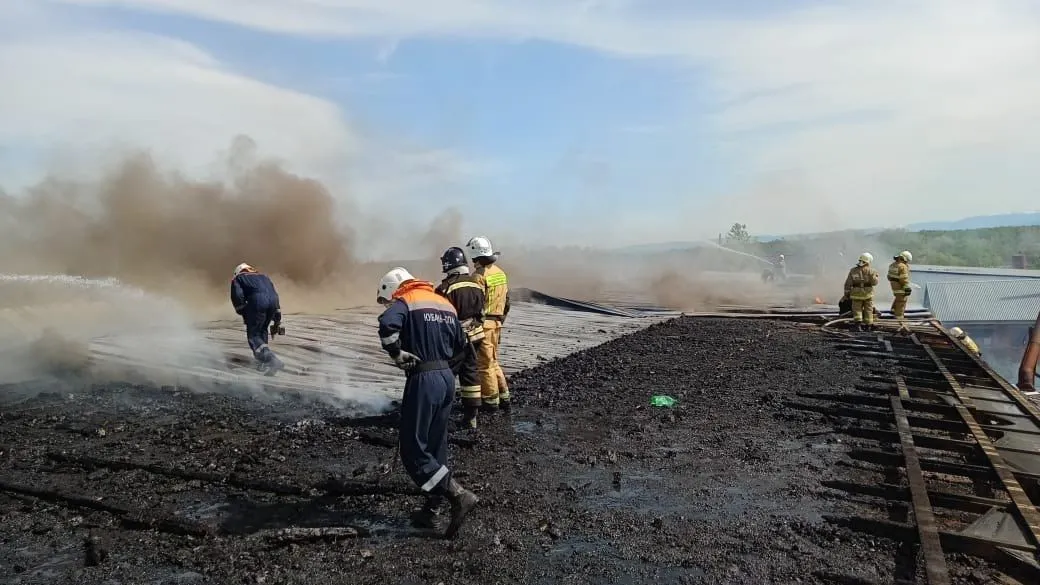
<box><xmin>0</xmin><ymin>27</ymin><xmax>354</xmax><ymax>187</ymax></box>
<box><xmin>686</xmin><ymin>1</ymin><xmax>1040</xmax><ymax>233</ymax></box>
<box><xmin>47</xmin><ymin>0</ymin><xmax>1040</xmax><ymax>235</ymax></box>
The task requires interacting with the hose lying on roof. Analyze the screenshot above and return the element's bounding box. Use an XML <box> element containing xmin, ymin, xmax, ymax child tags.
<box><xmin>822</xmin><ymin>317</ymin><xmax>854</xmax><ymax>329</ymax></box>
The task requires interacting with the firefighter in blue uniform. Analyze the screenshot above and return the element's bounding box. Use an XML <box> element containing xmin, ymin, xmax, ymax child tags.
<box><xmin>376</xmin><ymin>266</ymin><xmax>479</xmax><ymax>538</ymax></box>
<box><xmin>230</xmin><ymin>263</ymin><xmax>285</xmax><ymax>375</ymax></box>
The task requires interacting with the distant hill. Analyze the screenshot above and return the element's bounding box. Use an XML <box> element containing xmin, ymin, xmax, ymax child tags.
<box><xmin>906</xmin><ymin>213</ymin><xmax>1040</xmax><ymax>231</ymax></box>
<box><xmin>608</xmin><ymin>213</ymin><xmax>1040</xmax><ymax>254</ymax></box>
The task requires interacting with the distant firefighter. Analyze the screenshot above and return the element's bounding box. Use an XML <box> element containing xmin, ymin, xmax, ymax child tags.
<box><xmin>230</xmin><ymin>263</ymin><xmax>285</xmax><ymax>375</ymax></box>
<box><xmin>843</xmin><ymin>253</ymin><xmax>880</xmax><ymax>331</ymax></box>
<box><xmin>887</xmin><ymin>251</ymin><xmax>913</xmax><ymax>332</ymax></box>
<box><xmin>949</xmin><ymin>327</ymin><xmax>981</xmax><ymax>356</ymax></box>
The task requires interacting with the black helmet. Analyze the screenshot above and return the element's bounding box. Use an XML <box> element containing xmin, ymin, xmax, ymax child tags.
<box><xmin>440</xmin><ymin>246</ymin><xmax>468</xmax><ymax>273</ymax></box>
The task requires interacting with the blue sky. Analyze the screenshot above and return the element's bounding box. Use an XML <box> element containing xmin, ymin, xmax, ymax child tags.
<box><xmin>88</xmin><ymin>4</ymin><xmax>731</xmax><ymax>227</ymax></box>
<box><xmin>4</xmin><ymin>1</ymin><xmax>1040</xmax><ymax>258</ymax></box>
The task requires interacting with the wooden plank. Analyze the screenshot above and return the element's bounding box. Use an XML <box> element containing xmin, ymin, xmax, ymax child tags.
<box><xmin>922</xmin><ymin>343</ymin><xmax>976</xmax><ymax>411</ymax></box>
<box><xmin>891</xmin><ymin>394</ymin><xmax>952</xmax><ymax>585</ymax></box>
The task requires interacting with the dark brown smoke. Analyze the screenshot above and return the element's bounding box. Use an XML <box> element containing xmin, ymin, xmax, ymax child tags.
<box><xmin>0</xmin><ymin>137</ymin><xmax>360</xmax><ymax>308</ymax></box>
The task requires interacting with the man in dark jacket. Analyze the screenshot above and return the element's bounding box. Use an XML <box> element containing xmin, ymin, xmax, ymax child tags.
<box><xmin>377</xmin><ymin>266</ymin><xmax>478</xmax><ymax>539</ymax></box>
<box><xmin>230</xmin><ymin>263</ymin><xmax>285</xmax><ymax>376</ymax></box>
<box><xmin>435</xmin><ymin>247</ymin><xmax>486</xmax><ymax>430</ymax></box>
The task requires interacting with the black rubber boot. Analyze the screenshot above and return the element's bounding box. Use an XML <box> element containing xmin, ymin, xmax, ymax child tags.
<box><xmin>411</xmin><ymin>496</ymin><xmax>444</xmax><ymax>531</ymax></box>
<box><xmin>480</xmin><ymin>402</ymin><xmax>499</xmax><ymax>414</ymax></box>
<box><xmin>499</xmin><ymin>399</ymin><xmax>511</xmax><ymax>414</ymax></box>
<box><xmin>461</xmin><ymin>405</ymin><xmax>479</xmax><ymax>430</ymax></box>
<box><xmin>443</xmin><ymin>479</ymin><xmax>478</xmax><ymax>539</ymax></box>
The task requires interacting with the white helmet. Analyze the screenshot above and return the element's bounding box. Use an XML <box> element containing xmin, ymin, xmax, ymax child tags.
<box><xmin>234</xmin><ymin>263</ymin><xmax>255</xmax><ymax>276</ymax></box>
<box><xmin>898</xmin><ymin>250</ymin><xmax>913</xmax><ymax>263</ymax></box>
<box><xmin>949</xmin><ymin>327</ymin><xmax>965</xmax><ymax>338</ymax></box>
<box><xmin>466</xmin><ymin>236</ymin><xmax>495</xmax><ymax>260</ymax></box>
<box><xmin>377</xmin><ymin>267</ymin><xmax>414</xmax><ymax>303</ymax></box>
<box><xmin>858</xmin><ymin>252</ymin><xmax>873</xmax><ymax>265</ymax></box>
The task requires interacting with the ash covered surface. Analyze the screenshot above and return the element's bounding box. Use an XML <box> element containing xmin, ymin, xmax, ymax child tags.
<box><xmin>0</xmin><ymin>317</ymin><xmax>995</xmax><ymax>584</ymax></box>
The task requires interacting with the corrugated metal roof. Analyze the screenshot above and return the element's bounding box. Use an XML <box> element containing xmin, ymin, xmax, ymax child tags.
<box><xmin>914</xmin><ymin>264</ymin><xmax>1040</xmax><ymax>278</ymax></box>
<box><xmin>923</xmin><ymin>279</ymin><xmax>1040</xmax><ymax>323</ymax></box>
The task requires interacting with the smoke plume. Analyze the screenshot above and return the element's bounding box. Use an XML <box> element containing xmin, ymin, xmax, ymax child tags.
<box><xmin>0</xmin><ymin>136</ymin><xmax>360</xmax><ymax>310</ymax></box>
<box><xmin>419</xmin><ymin>207</ymin><xmax>464</xmax><ymax>258</ymax></box>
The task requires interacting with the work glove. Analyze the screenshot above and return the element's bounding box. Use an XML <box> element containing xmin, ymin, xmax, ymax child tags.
<box><xmin>270</xmin><ymin>323</ymin><xmax>286</xmax><ymax>337</ymax></box>
<box><xmin>392</xmin><ymin>351</ymin><xmax>420</xmax><ymax>371</ymax></box>
<box><xmin>903</xmin><ymin>287</ymin><xmax>912</xmax><ymax>297</ymax></box>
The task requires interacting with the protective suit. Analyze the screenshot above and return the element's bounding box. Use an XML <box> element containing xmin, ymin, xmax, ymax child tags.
<box><xmin>376</xmin><ymin>268</ymin><xmax>478</xmax><ymax>539</ymax></box>
<box><xmin>467</xmin><ymin>236</ymin><xmax>512</xmax><ymax>413</ymax></box>
<box><xmin>950</xmin><ymin>327</ymin><xmax>981</xmax><ymax>356</ymax></box>
<box><xmin>230</xmin><ymin>263</ymin><xmax>285</xmax><ymax>375</ymax></box>
<box><xmin>887</xmin><ymin>251</ymin><xmax>913</xmax><ymax>328</ymax></box>
<box><xmin>435</xmin><ymin>247</ymin><xmax>486</xmax><ymax>429</ymax></box>
<box><xmin>843</xmin><ymin>253</ymin><xmax>880</xmax><ymax>330</ymax></box>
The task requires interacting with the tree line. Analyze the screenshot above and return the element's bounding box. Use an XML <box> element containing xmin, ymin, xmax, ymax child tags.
<box><xmin>723</xmin><ymin>223</ymin><xmax>1040</xmax><ymax>269</ymax></box>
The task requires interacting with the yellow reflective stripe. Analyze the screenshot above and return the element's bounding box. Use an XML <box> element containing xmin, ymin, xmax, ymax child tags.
<box><xmin>485</xmin><ymin>273</ymin><xmax>508</xmax><ymax>287</ymax></box>
<box><xmin>480</xmin><ymin>267</ymin><xmax>509</xmax><ymax>314</ymax></box>
<box><xmin>446</xmin><ymin>281</ymin><xmax>483</xmax><ymax>294</ymax></box>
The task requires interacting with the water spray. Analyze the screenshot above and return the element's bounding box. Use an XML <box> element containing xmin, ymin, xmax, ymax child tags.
<box><xmin>701</xmin><ymin>240</ymin><xmax>775</xmax><ymax>266</ymax></box>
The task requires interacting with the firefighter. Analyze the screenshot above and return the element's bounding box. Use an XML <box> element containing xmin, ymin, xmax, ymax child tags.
<box><xmin>376</xmin><ymin>267</ymin><xmax>478</xmax><ymax>538</ymax></box>
<box><xmin>466</xmin><ymin>236</ymin><xmax>512</xmax><ymax>413</ymax></box>
<box><xmin>843</xmin><ymin>252</ymin><xmax>880</xmax><ymax>331</ymax></box>
<box><xmin>777</xmin><ymin>254</ymin><xmax>787</xmax><ymax>280</ymax></box>
<box><xmin>949</xmin><ymin>327</ymin><xmax>981</xmax><ymax>356</ymax></box>
<box><xmin>230</xmin><ymin>263</ymin><xmax>285</xmax><ymax>375</ymax></box>
<box><xmin>887</xmin><ymin>250</ymin><xmax>913</xmax><ymax>331</ymax></box>
<box><xmin>435</xmin><ymin>247</ymin><xmax>486</xmax><ymax>430</ymax></box>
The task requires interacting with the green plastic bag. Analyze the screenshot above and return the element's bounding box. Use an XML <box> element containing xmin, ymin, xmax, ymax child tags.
<box><xmin>650</xmin><ymin>395</ymin><xmax>677</xmax><ymax>407</ymax></box>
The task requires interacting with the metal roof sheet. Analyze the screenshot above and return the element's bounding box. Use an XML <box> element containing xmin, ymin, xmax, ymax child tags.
<box><xmin>62</xmin><ymin>302</ymin><xmax>677</xmax><ymax>401</ymax></box>
<box><xmin>913</xmin><ymin>264</ymin><xmax>1040</xmax><ymax>278</ymax></box>
<box><xmin>923</xmin><ymin>279</ymin><xmax>1040</xmax><ymax>323</ymax></box>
